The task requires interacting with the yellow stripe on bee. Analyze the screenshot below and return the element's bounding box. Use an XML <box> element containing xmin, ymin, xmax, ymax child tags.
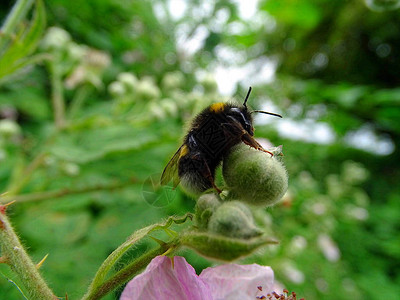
<box><xmin>209</xmin><ymin>103</ymin><xmax>225</xmax><ymax>113</ymax></box>
<box><xmin>179</xmin><ymin>144</ymin><xmax>189</xmax><ymax>158</ymax></box>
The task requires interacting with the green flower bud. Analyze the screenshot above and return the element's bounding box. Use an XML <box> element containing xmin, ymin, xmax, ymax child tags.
<box><xmin>149</xmin><ymin>102</ymin><xmax>166</xmax><ymax>120</ymax></box>
<box><xmin>162</xmin><ymin>71</ymin><xmax>185</xmax><ymax>90</ymax></box>
<box><xmin>61</xmin><ymin>162</ymin><xmax>80</xmax><ymax>176</ymax></box>
<box><xmin>84</xmin><ymin>49</ymin><xmax>111</xmax><ymax>70</ymax></box>
<box><xmin>223</xmin><ymin>144</ymin><xmax>288</xmax><ymax>207</ymax></box>
<box><xmin>108</xmin><ymin>81</ymin><xmax>126</xmax><ymax>97</ymax></box>
<box><xmin>136</xmin><ymin>77</ymin><xmax>161</xmax><ymax>100</ymax></box>
<box><xmin>181</xmin><ymin>230</ymin><xmax>278</xmax><ymax>261</ymax></box>
<box><xmin>41</xmin><ymin>27</ymin><xmax>71</xmax><ymax>51</ymax></box>
<box><xmin>195</xmin><ymin>193</ymin><xmax>221</xmax><ymax>229</ymax></box>
<box><xmin>342</xmin><ymin>160</ymin><xmax>369</xmax><ymax>185</ymax></box>
<box><xmin>160</xmin><ymin>99</ymin><xmax>178</xmax><ymax>118</ymax></box>
<box><xmin>0</xmin><ymin>120</ymin><xmax>21</xmax><ymax>139</ymax></box>
<box><xmin>208</xmin><ymin>201</ymin><xmax>262</xmax><ymax>239</ymax></box>
<box><xmin>118</xmin><ymin>72</ymin><xmax>139</xmax><ymax>91</ymax></box>
<box><xmin>67</xmin><ymin>43</ymin><xmax>87</xmax><ymax>61</ymax></box>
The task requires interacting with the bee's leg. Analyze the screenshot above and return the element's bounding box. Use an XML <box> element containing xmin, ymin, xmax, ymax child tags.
<box><xmin>191</xmin><ymin>153</ymin><xmax>222</xmax><ymax>194</ymax></box>
<box><xmin>240</xmin><ymin>131</ymin><xmax>274</xmax><ymax>156</ymax></box>
<box><xmin>224</xmin><ymin>117</ymin><xmax>274</xmax><ymax>156</ymax></box>
<box><xmin>202</xmin><ymin>159</ymin><xmax>222</xmax><ymax>194</ymax></box>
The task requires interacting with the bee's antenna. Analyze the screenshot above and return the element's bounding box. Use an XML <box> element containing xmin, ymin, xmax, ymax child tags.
<box><xmin>251</xmin><ymin>110</ymin><xmax>282</xmax><ymax>118</ymax></box>
<box><xmin>243</xmin><ymin>86</ymin><xmax>252</xmax><ymax>109</ymax></box>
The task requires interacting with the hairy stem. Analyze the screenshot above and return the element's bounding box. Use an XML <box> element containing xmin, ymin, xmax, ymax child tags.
<box><xmin>82</xmin><ymin>215</ymin><xmax>192</xmax><ymax>300</ymax></box>
<box><xmin>82</xmin><ymin>240</ymin><xmax>180</xmax><ymax>300</ymax></box>
<box><xmin>0</xmin><ymin>209</ymin><xmax>56</xmax><ymax>300</ymax></box>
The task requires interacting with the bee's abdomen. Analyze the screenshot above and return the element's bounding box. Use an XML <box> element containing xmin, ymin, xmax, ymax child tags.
<box><xmin>178</xmin><ymin>154</ymin><xmax>214</xmax><ymax>194</ymax></box>
<box><xmin>180</xmin><ymin>171</ymin><xmax>212</xmax><ymax>195</ymax></box>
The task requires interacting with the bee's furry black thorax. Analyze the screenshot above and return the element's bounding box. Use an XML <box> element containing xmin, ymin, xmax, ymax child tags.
<box><xmin>187</xmin><ymin>103</ymin><xmax>252</xmax><ymax>157</ymax></box>
<box><xmin>177</xmin><ymin>103</ymin><xmax>253</xmax><ymax>186</ymax></box>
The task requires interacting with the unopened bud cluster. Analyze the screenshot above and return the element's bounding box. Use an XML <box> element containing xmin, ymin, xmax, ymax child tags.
<box><xmin>195</xmin><ymin>143</ymin><xmax>288</xmax><ymax>239</ymax></box>
<box><xmin>223</xmin><ymin>144</ymin><xmax>288</xmax><ymax>206</ymax></box>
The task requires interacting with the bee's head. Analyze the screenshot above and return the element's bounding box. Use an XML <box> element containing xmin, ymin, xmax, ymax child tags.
<box><xmin>227</xmin><ymin>88</ymin><xmax>254</xmax><ymax>134</ymax></box>
<box><xmin>227</xmin><ymin>87</ymin><xmax>282</xmax><ymax>136</ymax></box>
<box><xmin>228</xmin><ymin>106</ymin><xmax>254</xmax><ymax>135</ymax></box>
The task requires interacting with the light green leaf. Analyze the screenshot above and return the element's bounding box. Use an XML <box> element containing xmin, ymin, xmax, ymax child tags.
<box><xmin>49</xmin><ymin>125</ymin><xmax>159</xmax><ymax>163</ymax></box>
<box><xmin>0</xmin><ymin>0</ymin><xmax>46</xmax><ymax>80</ymax></box>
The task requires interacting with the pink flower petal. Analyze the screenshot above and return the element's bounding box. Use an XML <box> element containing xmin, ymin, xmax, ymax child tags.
<box><xmin>120</xmin><ymin>256</ymin><xmax>213</xmax><ymax>300</ymax></box>
<box><xmin>199</xmin><ymin>263</ymin><xmax>274</xmax><ymax>300</ymax></box>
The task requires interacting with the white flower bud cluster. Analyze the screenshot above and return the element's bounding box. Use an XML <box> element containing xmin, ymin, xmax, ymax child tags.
<box><xmin>108</xmin><ymin>70</ymin><xmax>225</xmax><ymax>121</ymax></box>
<box><xmin>41</xmin><ymin>27</ymin><xmax>111</xmax><ymax>90</ymax></box>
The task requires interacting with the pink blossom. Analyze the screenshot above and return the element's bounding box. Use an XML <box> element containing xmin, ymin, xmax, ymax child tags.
<box><xmin>120</xmin><ymin>256</ymin><xmax>274</xmax><ymax>300</ymax></box>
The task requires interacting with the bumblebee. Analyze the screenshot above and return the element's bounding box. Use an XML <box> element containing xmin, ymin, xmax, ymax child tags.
<box><xmin>160</xmin><ymin>87</ymin><xmax>282</xmax><ymax>195</ymax></box>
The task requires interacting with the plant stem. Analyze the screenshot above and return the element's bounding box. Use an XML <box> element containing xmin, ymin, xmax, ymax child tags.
<box><xmin>6</xmin><ymin>151</ymin><xmax>48</xmax><ymax>196</ymax></box>
<box><xmin>82</xmin><ymin>240</ymin><xmax>180</xmax><ymax>300</ymax></box>
<box><xmin>83</xmin><ymin>214</ymin><xmax>192</xmax><ymax>300</ymax></box>
<box><xmin>1</xmin><ymin>179</ymin><xmax>137</xmax><ymax>204</ymax></box>
<box><xmin>0</xmin><ymin>210</ymin><xmax>56</xmax><ymax>300</ymax></box>
<box><xmin>5</xmin><ymin>131</ymin><xmax>57</xmax><ymax>196</ymax></box>
<box><xmin>68</xmin><ymin>85</ymin><xmax>91</xmax><ymax>118</ymax></box>
<box><xmin>49</xmin><ymin>62</ymin><xmax>66</xmax><ymax>129</ymax></box>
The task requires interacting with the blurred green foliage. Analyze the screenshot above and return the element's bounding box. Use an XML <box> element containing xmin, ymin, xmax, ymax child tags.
<box><xmin>0</xmin><ymin>0</ymin><xmax>46</xmax><ymax>82</ymax></box>
<box><xmin>1</xmin><ymin>0</ymin><xmax>399</xmax><ymax>299</ymax></box>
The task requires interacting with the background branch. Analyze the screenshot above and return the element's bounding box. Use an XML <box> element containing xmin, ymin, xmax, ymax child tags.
<box><xmin>1</xmin><ymin>179</ymin><xmax>137</xmax><ymax>204</ymax></box>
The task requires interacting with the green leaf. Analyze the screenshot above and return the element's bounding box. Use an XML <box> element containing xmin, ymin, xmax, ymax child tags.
<box><xmin>376</xmin><ymin>107</ymin><xmax>400</xmax><ymax>132</ymax></box>
<box><xmin>2</xmin><ymin>0</ymin><xmax>46</xmax><ymax>62</ymax></box>
<box><xmin>49</xmin><ymin>125</ymin><xmax>159</xmax><ymax>163</ymax></box>
<box><xmin>261</xmin><ymin>1</ymin><xmax>322</xmax><ymax>29</ymax></box>
<box><xmin>366</xmin><ymin>88</ymin><xmax>400</xmax><ymax>106</ymax></box>
<box><xmin>324</xmin><ymin>85</ymin><xmax>369</xmax><ymax>109</ymax></box>
<box><xmin>0</xmin><ymin>86</ymin><xmax>51</xmax><ymax>120</ymax></box>
<box><xmin>19</xmin><ymin>211</ymin><xmax>91</xmax><ymax>245</ymax></box>
<box><xmin>0</xmin><ymin>0</ymin><xmax>46</xmax><ymax>81</ymax></box>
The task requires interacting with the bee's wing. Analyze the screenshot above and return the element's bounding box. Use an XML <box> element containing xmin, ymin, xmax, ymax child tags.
<box><xmin>160</xmin><ymin>145</ymin><xmax>184</xmax><ymax>188</ymax></box>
